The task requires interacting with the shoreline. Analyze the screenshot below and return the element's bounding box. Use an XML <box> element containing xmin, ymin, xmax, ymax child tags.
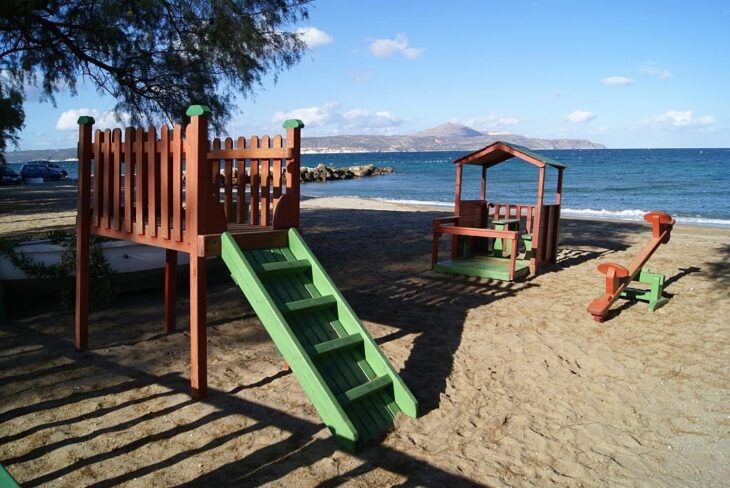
<box><xmin>1</xmin><ymin>181</ymin><xmax>729</xmax><ymax>239</ymax></box>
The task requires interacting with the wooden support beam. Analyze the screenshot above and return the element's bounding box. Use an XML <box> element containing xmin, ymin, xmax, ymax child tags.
<box><xmin>164</xmin><ymin>249</ymin><xmax>177</xmax><ymax>333</ymax></box>
<box><xmin>75</xmin><ymin>115</ymin><xmax>94</xmax><ymax>351</ymax></box>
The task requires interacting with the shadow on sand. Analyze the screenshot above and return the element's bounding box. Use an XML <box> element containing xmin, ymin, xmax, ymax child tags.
<box><xmin>1</xmin><ymin>207</ymin><xmax>652</xmax><ymax>486</ymax></box>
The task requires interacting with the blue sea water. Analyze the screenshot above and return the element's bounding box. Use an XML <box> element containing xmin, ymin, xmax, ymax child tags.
<box><xmin>298</xmin><ymin>148</ymin><xmax>730</xmax><ymax>228</ymax></box>
<box><xmin>9</xmin><ymin>148</ymin><xmax>730</xmax><ymax>227</ymax></box>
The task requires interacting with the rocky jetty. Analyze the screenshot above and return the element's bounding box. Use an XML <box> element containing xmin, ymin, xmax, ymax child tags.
<box><xmin>300</xmin><ymin>163</ymin><xmax>393</xmax><ymax>182</ymax></box>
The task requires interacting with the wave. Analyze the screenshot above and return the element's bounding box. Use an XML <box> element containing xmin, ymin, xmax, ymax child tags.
<box><xmin>562</xmin><ymin>207</ymin><xmax>730</xmax><ymax>228</ymax></box>
<box><xmin>370</xmin><ymin>197</ymin><xmax>452</xmax><ymax>207</ymax></box>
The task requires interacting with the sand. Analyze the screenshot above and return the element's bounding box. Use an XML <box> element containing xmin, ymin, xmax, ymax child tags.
<box><xmin>1</xmin><ymin>182</ymin><xmax>729</xmax><ymax>487</ymax></box>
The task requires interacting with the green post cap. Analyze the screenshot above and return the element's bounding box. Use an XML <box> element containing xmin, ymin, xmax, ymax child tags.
<box><xmin>186</xmin><ymin>105</ymin><xmax>212</xmax><ymax>117</ymax></box>
<box><xmin>283</xmin><ymin>119</ymin><xmax>305</xmax><ymax>129</ymax></box>
<box><xmin>77</xmin><ymin>116</ymin><xmax>95</xmax><ymax>125</ymax></box>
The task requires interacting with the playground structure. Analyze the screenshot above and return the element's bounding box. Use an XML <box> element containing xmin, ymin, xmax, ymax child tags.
<box><xmin>74</xmin><ymin>106</ymin><xmax>417</xmax><ymax>451</ymax></box>
<box><xmin>587</xmin><ymin>211</ymin><xmax>675</xmax><ymax>322</ymax></box>
<box><xmin>432</xmin><ymin>141</ymin><xmax>565</xmax><ymax>281</ymax></box>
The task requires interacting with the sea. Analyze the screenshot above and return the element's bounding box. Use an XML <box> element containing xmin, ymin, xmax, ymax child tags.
<box><xmin>9</xmin><ymin>148</ymin><xmax>730</xmax><ymax>228</ymax></box>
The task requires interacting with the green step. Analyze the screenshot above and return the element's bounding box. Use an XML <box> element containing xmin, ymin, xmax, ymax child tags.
<box><xmin>337</xmin><ymin>375</ymin><xmax>393</xmax><ymax>407</ymax></box>
<box><xmin>0</xmin><ymin>463</ymin><xmax>20</xmax><ymax>488</ymax></box>
<box><xmin>256</xmin><ymin>259</ymin><xmax>311</xmax><ymax>277</ymax></box>
<box><xmin>280</xmin><ymin>295</ymin><xmax>337</xmax><ymax>315</ymax></box>
<box><xmin>220</xmin><ymin>228</ymin><xmax>418</xmax><ymax>451</ymax></box>
<box><xmin>307</xmin><ymin>333</ymin><xmax>364</xmax><ymax>359</ymax></box>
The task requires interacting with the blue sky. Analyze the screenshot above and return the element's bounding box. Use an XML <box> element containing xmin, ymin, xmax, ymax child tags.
<box><xmin>16</xmin><ymin>0</ymin><xmax>730</xmax><ymax>150</ymax></box>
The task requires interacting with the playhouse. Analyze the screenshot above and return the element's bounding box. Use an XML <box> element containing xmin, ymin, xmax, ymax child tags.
<box><xmin>432</xmin><ymin>141</ymin><xmax>565</xmax><ymax>281</ymax></box>
<box><xmin>74</xmin><ymin>106</ymin><xmax>417</xmax><ymax>451</ymax></box>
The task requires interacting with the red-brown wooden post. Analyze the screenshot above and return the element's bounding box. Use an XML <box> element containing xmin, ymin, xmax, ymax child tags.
<box><xmin>452</xmin><ymin>163</ymin><xmax>464</xmax><ymax>258</ymax></box>
<box><xmin>480</xmin><ymin>165</ymin><xmax>486</xmax><ymax>201</ymax></box>
<box><xmin>164</xmin><ymin>249</ymin><xmax>177</xmax><ymax>333</ymax></box>
<box><xmin>531</xmin><ymin>165</ymin><xmax>546</xmax><ymax>274</ymax></box>
<box><xmin>185</xmin><ymin>105</ymin><xmax>211</xmax><ymax>400</ymax></box>
<box><xmin>75</xmin><ymin>115</ymin><xmax>95</xmax><ymax>351</ymax></box>
<box><xmin>284</xmin><ymin>119</ymin><xmax>304</xmax><ymax>229</ymax></box>
<box><xmin>185</xmin><ymin>106</ymin><xmax>209</xmax><ymax>398</ymax></box>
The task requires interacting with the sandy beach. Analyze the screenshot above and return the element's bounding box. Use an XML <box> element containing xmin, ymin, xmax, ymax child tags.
<box><xmin>1</xmin><ymin>181</ymin><xmax>728</xmax><ymax>486</ymax></box>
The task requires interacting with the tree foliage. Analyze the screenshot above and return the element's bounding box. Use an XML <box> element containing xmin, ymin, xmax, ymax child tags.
<box><xmin>0</xmin><ymin>0</ymin><xmax>310</xmax><ymax>163</ymax></box>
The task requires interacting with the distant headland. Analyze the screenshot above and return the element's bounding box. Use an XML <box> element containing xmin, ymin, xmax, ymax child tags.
<box><xmin>4</xmin><ymin>122</ymin><xmax>604</xmax><ymax>163</ymax></box>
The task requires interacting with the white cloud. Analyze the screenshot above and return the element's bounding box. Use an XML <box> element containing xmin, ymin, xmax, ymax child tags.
<box><xmin>272</xmin><ymin>102</ymin><xmax>341</xmax><ymax>127</ymax></box>
<box><xmin>461</xmin><ymin>113</ymin><xmax>522</xmax><ymax>130</ymax></box>
<box><xmin>641</xmin><ymin>110</ymin><xmax>716</xmax><ymax>128</ymax></box>
<box><xmin>369</xmin><ymin>33</ymin><xmax>424</xmax><ymax>59</ymax></box>
<box><xmin>272</xmin><ymin>102</ymin><xmax>402</xmax><ymax>134</ymax></box>
<box><xmin>601</xmin><ymin>76</ymin><xmax>635</xmax><ymax>86</ymax></box>
<box><xmin>55</xmin><ymin>109</ymin><xmax>130</xmax><ymax>131</ymax></box>
<box><xmin>296</xmin><ymin>27</ymin><xmax>333</xmax><ymax>48</ymax></box>
<box><xmin>565</xmin><ymin>110</ymin><xmax>596</xmax><ymax>123</ymax></box>
<box><xmin>641</xmin><ymin>63</ymin><xmax>672</xmax><ymax>80</ymax></box>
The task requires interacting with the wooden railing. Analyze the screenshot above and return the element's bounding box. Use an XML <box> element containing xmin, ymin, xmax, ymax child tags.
<box><xmin>77</xmin><ymin>110</ymin><xmax>303</xmax><ymax>253</ymax></box>
<box><xmin>487</xmin><ymin>201</ymin><xmax>561</xmax><ymax>264</ymax></box>
<box><xmin>487</xmin><ymin>202</ymin><xmax>536</xmax><ymax>234</ymax></box>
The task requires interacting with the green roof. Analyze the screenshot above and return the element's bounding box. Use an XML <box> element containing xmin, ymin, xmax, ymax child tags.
<box><xmin>454</xmin><ymin>141</ymin><xmax>567</xmax><ymax>170</ymax></box>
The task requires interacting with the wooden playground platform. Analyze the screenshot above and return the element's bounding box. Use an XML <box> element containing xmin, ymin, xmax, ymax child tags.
<box><xmin>73</xmin><ymin>106</ymin><xmax>417</xmax><ymax>450</ymax></box>
<box><xmin>433</xmin><ymin>255</ymin><xmax>531</xmax><ymax>281</ymax></box>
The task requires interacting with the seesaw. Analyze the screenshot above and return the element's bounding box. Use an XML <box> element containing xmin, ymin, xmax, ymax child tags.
<box><xmin>587</xmin><ymin>211</ymin><xmax>675</xmax><ymax>322</ymax></box>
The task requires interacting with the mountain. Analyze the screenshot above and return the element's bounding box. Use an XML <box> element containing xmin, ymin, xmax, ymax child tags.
<box><xmin>4</xmin><ymin>123</ymin><xmax>604</xmax><ymax>163</ymax></box>
<box><xmin>414</xmin><ymin>123</ymin><xmax>483</xmax><ymax>138</ymax></box>
<box><xmin>301</xmin><ymin>124</ymin><xmax>605</xmax><ymax>153</ymax></box>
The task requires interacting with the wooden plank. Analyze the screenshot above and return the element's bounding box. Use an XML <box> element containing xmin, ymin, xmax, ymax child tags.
<box><xmin>235</xmin><ymin>136</ymin><xmax>246</xmax><ymax>224</ymax></box>
<box><xmin>224</xmin><ymin>137</ymin><xmax>233</xmax><ymax>221</ymax></box>
<box><xmin>160</xmin><ymin>125</ymin><xmax>170</xmax><ymax>239</ymax></box>
<box><xmin>164</xmin><ymin>249</ymin><xmax>177</xmax><ymax>333</ymax></box>
<box><xmin>257</xmin><ymin>259</ymin><xmax>311</xmax><ymax>277</ymax></box>
<box><xmin>272</xmin><ymin>135</ymin><xmax>283</xmax><ymax>205</ymax></box>
<box><xmin>337</xmin><ymin>375</ymin><xmax>392</xmax><ymax>407</ymax></box>
<box><xmin>260</xmin><ymin>135</ymin><xmax>271</xmax><ymax>226</ymax></box>
<box><xmin>146</xmin><ymin>127</ymin><xmax>158</xmax><ymax>237</ymax></box>
<box><xmin>211</xmin><ymin>137</ymin><xmax>222</xmax><ymax>189</ymax></box>
<box><xmin>308</xmin><ymin>333</ymin><xmax>363</xmax><ymax>359</ymax></box>
<box><xmin>280</xmin><ymin>295</ymin><xmax>337</xmax><ymax>315</ymax></box>
<box><xmin>93</xmin><ymin>226</ymin><xmax>191</xmax><ymax>252</ymax></box>
<box><xmin>124</xmin><ymin>127</ymin><xmax>134</xmax><ymax>233</ymax></box>
<box><xmin>249</xmin><ymin>136</ymin><xmax>260</xmax><ymax>225</ymax></box>
<box><xmin>92</xmin><ymin>129</ymin><xmax>103</xmax><ymax>227</ymax></box>
<box><xmin>207</xmin><ymin>147</ymin><xmax>294</xmax><ymax>160</ymax></box>
<box><xmin>102</xmin><ymin>129</ymin><xmax>112</xmax><ymax>228</ymax></box>
<box><xmin>189</xmin><ymin>255</ymin><xmax>207</xmax><ymax>399</ymax></box>
<box><xmin>284</xmin><ymin>122</ymin><xmax>302</xmax><ymax>229</ymax></box>
<box><xmin>135</xmin><ymin>127</ymin><xmax>145</xmax><ymax>234</ymax></box>
<box><xmin>112</xmin><ymin>128</ymin><xmax>122</xmax><ymax>231</ymax></box>
<box><xmin>75</xmin><ymin>119</ymin><xmax>93</xmax><ymax>352</ymax></box>
<box><xmin>172</xmin><ymin>124</ymin><xmax>183</xmax><ymax>242</ymax></box>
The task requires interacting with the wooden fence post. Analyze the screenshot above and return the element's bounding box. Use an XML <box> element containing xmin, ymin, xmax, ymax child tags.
<box><xmin>185</xmin><ymin>104</ymin><xmax>211</xmax><ymax>400</ymax></box>
<box><xmin>284</xmin><ymin>119</ymin><xmax>304</xmax><ymax>229</ymax></box>
<box><xmin>75</xmin><ymin>115</ymin><xmax>95</xmax><ymax>351</ymax></box>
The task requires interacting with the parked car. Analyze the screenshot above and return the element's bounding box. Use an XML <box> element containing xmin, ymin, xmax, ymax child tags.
<box><xmin>0</xmin><ymin>165</ymin><xmax>23</xmax><ymax>185</ymax></box>
<box><xmin>20</xmin><ymin>161</ymin><xmax>66</xmax><ymax>181</ymax></box>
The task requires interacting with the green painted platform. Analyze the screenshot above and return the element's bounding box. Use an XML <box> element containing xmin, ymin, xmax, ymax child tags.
<box><xmin>221</xmin><ymin>229</ymin><xmax>418</xmax><ymax>451</ymax></box>
<box><xmin>434</xmin><ymin>255</ymin><xmax>530</xmax><ymax>281</ymax></box>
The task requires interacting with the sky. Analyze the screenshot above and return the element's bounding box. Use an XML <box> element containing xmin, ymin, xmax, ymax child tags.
<box><xmin>14</xmin><ymin>0</ymin><xmax>730</xmax><ymax>150</ymax></box>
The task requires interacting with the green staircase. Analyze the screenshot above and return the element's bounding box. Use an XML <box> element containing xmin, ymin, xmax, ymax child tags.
<box><xmin>220</xmin><ymin>229</ymin><xmax>418</xmax><ymax>451</ymax></box>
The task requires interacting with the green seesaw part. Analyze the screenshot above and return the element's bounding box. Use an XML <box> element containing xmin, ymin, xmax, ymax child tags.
<box><xmin>220</xmin><ymin>228</ymin><xmax>418</xmax><ymax>452</ymax></box>
<box><xmin>619</xmin><ymin>268</ymin><xmax>669</xmax><ymax>312</ymax></box>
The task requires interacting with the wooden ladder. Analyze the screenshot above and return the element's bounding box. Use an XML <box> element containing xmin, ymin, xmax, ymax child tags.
<box><xmin>220</xmin><ymin>229</ymin><xmax>418</xmax><ymax>451</ymax></box>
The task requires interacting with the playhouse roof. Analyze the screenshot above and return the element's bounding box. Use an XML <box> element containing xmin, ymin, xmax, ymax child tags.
<box><xmin>454</xmin><ymin>141</ymin><xmax>566</xmax><ymax>170</ymax></box>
